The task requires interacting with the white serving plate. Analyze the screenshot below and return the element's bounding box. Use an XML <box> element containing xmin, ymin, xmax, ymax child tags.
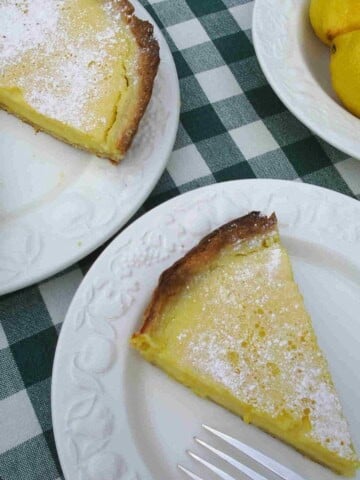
<box><xmin>0</xmin><ymin>0</ymin><xmax>180</xmax><ymax>295</ymax></box>
<box><xmin>253</xmin><ymin>0</ymin><xmax>360</xmax><ymax>159</ymax></box>
<box><xmin>52</xmin><ymin>179</ymin><xmax>360</xmax><ymax>480</ymax></box>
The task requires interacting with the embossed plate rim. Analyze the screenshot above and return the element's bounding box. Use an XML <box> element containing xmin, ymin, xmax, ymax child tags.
<box><xmin>0</xmin><ymin>0</ymin><xmax>180</xmax><ymax>295</ymax></box>
<box><xmin>52</xmin><ymin>179</ymin><xmax>360</xmax><ymax>480</ymax></box>
<box><xmin>253</xmin><ymin>0</ymin><xmax>360</xmax><ymax>159</ymax></box>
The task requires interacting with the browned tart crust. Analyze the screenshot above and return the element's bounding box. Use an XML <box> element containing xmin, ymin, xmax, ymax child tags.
<box><xmin>134</xmin><ymin>212</ymin><xmax>277</xmax><ymax>337</ymax></box>
<box><xmin>115</xmin><ymin>0</ymin><xmax>160</xmax><ymax>156</ymax></box>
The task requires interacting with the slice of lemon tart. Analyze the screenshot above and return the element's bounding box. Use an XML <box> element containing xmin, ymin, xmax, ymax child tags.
<box><xmin>131</xmin><ymin>212</ymin><xmax>359</xmax><ymax>476</ymax></box>
<box><xmin>0</xmin><ymin>0</ymin><xmax>159</xmax><ymax>162</ymax></box>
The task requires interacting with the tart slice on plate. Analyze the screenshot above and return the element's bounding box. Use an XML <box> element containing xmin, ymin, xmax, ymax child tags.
<box><xmin>132</xmin><ymin>212</ymin><xmax>359</xmax><ymax>476</ymax></box>
<box><xmin>0</xmin><ymin>0</ymin><xmax>159</xmax><ymax>162</ymax></box>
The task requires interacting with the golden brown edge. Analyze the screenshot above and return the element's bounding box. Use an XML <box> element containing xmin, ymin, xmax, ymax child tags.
<box><xmin>132</xmin><ymin>211</ymin><xmax>277</xmax><ymax>337</ymax></box>
<box><xmin>113</xmin><ymin>0</ymin><xmax>160</xmax><ymax>160</ymax></box>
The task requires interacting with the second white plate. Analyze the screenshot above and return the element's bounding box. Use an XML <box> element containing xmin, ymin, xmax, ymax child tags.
<box><xmin>0</xmin><ymin>0</ymin><xmax>180</xmax><ymax>295</ymax></box>
<box><xmin>52</xmin><ymin>179</ymin><xmax>360</xmax><ymax>480</ymax></box>
<box><xmin>253</xmin><ymin>0</ymin><xmax>360</xmax><ymax>159</ymax></box>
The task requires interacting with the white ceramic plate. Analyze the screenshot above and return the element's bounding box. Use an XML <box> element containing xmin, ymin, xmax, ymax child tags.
<box><xmin>253</xmin><ymin>0</ymin><xmax>360</xmax><ymax>159</ymax></box>
<box><xmin>52</xmin><ymin>179</ymin><xmax>360</xmax><ymax>480</ymax></box>
<box><xmin>0</xmin><ymin>1</ymin><xmax>179</xmax><ymax>296</ymax></box>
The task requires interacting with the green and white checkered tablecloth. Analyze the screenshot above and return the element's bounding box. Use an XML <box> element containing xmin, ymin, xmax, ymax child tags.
<box><xmin>1</xmin><ymin>1</ymin><xmax>360</xmax><ymax>479</ymax></box>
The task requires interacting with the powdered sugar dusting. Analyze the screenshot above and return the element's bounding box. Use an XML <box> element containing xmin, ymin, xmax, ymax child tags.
<box><xmin>0</xmin><ymin>0</ymin><xmax>62</xmax><ymax>63</ymax></box>
<box><xmin>1</xmin><ymin>0</ymin><xmax>137</xmax><ymax>134</ymax></box>
<box><xmin>266</xmin><ymin>246</ymin><xmax>281</xmax><ymax>275</ymax></box>
<box><xmin>170</xmin><ymin>241</ymin><xmax>356</xmax><ymax>461</ymax></box>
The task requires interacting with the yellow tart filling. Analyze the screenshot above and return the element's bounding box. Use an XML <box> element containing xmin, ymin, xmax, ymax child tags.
<box><xmin>132</xmin><ymin>214</ymin><xmax>359</xmax><ymax>476</ymax></box>
<box><xmin>0</xmin><ymin>0</ymin><xmax>145</xmax><ymax>160</ymax></box>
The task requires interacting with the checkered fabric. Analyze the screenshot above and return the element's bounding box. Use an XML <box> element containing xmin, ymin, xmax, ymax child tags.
<box><xmin>1</xmin><ymin>1</ymin><xmax>360</xmax><ymax>479</ymax></box>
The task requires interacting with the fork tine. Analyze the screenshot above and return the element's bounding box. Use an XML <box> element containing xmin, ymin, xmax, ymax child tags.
<box><xmin>195</xmin><ymin>437</ymin><xmax>268</xmax><ymax>480</ymax></box>
<box><xmin>178</xmin><ymin>464</ymin><xmax>205</xmax><ymax>480</ymax></box>
<box><xmin>187</xmin><ymin>450</ymin><xmax>239</xmax><ymax>480</ymax></box>
<box><xmin>202</xmin><ymin>425</ymin><xmax>305</xmax><ymax>480</ymax></box>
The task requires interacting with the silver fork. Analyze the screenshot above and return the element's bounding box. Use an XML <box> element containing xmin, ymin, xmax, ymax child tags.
<box><xmin>178</xmin><ymin>424</ymin><xmax>306</xmax><ymax>480</ymax></box>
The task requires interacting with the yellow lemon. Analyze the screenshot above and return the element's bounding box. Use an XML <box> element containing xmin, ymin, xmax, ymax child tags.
<box><xmin>310</xmin><ymin>0</ymin><xmax>360</xmax><ymax>45</ymax></box>
<box><xmin>331</xmin><ymin>30</ymin><xmax>360</xmax><ymax>117</ymax></box>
